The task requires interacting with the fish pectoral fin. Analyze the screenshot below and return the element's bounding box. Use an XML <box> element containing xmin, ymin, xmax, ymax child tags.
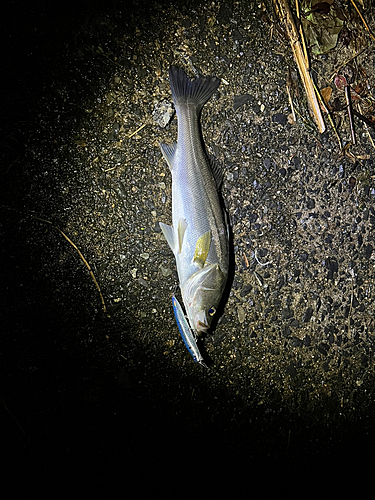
<box><xmin>159</xmin><ymin>222</ymin><xmax>175</xmax><ymax>253</ymax></box>
<box><xmin>160</xmin><ymin>142</ymin><xmax>177</xmax><ymax>171</ymax></box>
<box><xmin>178</xmin><ymin>218</ymin><xmax>187</xmax><ymax>254</ymax></box>
<box><xmin>193</xmin><ymin>230</ymin><xmax>211</xmax><ymax>268</ymax></box>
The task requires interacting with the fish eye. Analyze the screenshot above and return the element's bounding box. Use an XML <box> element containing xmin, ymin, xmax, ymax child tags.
<box><xmin>208</xmin><ymin>307</ymin><xmax>216</xmax><ymax>316</ymax></box>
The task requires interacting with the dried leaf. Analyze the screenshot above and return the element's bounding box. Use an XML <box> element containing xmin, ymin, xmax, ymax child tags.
<box><xmin>334</xmin><ymin>74</ymin><xmax>348</xmax><ymax>90</ymax></box>
<box><xmin>320</xmin><ymin>86</ymin><xmax>333</xmax><ymax>106</ymax></box>
<box><xmin>334</xmin><ymin>74</ymin><xmax>362</xmax><ymax>101</ymax></box>
<box><xmin>301</xmin><ymin>0</ymin><xmax>344</xmax><ymax>54</ymax></box>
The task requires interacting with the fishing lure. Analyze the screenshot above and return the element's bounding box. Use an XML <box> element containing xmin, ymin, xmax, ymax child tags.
<box><xmin>172</xmin><ymin>294</ymin><xmax>207</xmax><ymax>367</ymax></box>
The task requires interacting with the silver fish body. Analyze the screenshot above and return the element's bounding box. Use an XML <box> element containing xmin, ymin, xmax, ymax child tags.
<box><xmin>160</xmin><ymin>67</ymin><xmax>229</xmax><ymax>334</ymax></box>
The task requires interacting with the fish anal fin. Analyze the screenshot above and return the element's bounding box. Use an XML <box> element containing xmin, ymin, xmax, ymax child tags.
<box><xmin>193</xmin><ymin>230</ymin><xmax>211</xmax><ymax>268</ymax></box>
<box><xmin>160</xmin><ymin>142</ymin><xmax>177</xmax><ymax>171</ymax></box>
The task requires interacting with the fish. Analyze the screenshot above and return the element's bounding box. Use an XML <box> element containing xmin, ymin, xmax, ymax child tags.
<box><xmin>172</xmin><ymin>294</ymin><xmax>206</xmax><ymax>366</ymax></box>
<box><xmin>159</xmin><ymin>66</ymin><xmax>229</xmax><ymax>338</ymax></box>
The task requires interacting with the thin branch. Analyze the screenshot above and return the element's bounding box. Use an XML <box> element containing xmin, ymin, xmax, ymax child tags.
<box><xmin>128</xmin><ymin>123</ymin><xmax>147</xmax><ymax>138</ymax></box>
<box><xmin>35</xmin><ymin>218</ymin><xmax>108</xmax><ymax>315</ymax></box>
<box><xmin>273</xmin><ymin>0</ymin><xmax>326</xmax><ymax>132</ymax></box>
<box><xmin>350</xmin><ymin>0</ymin><xmax>375</xmax><ymax>42</ymax></box>
<box><xmin>345</xmin><ymin>85</ymin><xmax>356</xmax><ymax>145</ymax></box>
<box><xmin>312</xmin><ymin>80</ymin><xmax>342</xmax><ymax>151</ymax></box>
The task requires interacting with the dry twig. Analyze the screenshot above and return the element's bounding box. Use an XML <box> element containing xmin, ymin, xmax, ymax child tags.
<box><xmin>273</xmin><ymin>0</ymin><xmax>326</xmax><ymax>133</ymax></box>
<box><xmin>350</xmin><ymin>0</ymin><xmax>375</xmax><ymax>42</ymax></box>
<box><xmin>345</xmin><ymin>85</ymin><xmax>356</xmax><ymax>145</ymax></box>
<box><xmin>36</xmin><ymin>218</ymin><xmax>108</xmax><ymax>315</ymax></box>
<box><xmin>128</xmin><ymin>123</ymin><xmax>147</xmax><ymax>138</ymax></box>
<box><xmin>313</xmin><ymin>81</ymin><xmax>342</xmax><ymax>150</ymax></box>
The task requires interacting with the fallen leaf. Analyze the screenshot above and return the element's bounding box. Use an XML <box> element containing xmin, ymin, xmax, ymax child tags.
<box><xmin>334</xmin><ymin>74</ymin><xmax>348</xmax><ymax>90</ymax></box>
<box><xmin>321</xmin><ymin>86</ymin><xmax>333</xmax><ymax>106</ymax></box>
<box><xmin>301</xmin><ymin>0</ymin><xmax>344</xmax><ymax>54</ymax></box>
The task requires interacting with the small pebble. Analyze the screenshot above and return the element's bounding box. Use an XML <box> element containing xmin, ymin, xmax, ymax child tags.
<box><xmin>152</xmin><ymin>100</ymin><xmax>174</xmax><ymax>127</ymax></box>
<box><xmin>272</xmin><ymin>113</ymin><xmax>287</xmax><ymax>125</ymax></box>
<box><xmin>237</xmin><ymin>305</ymin><xmax>246</xmax><ymax>324</ymax></box>
<box><xmin>159</xmin><ymin>265</ymin><xmax>172</xmax><ymax>277</ymax></box>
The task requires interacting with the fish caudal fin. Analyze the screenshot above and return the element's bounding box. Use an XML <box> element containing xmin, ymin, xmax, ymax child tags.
<box><xmin>169</xmin><ymin>66</ymin><xmax>220</xmax><ymax>112</ymax></box>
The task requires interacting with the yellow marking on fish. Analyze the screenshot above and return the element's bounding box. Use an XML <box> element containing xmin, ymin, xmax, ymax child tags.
<box><xmin>193</xmin><ymin>231</ymin><xmax>211</xmax><ymax>268</ymax></box>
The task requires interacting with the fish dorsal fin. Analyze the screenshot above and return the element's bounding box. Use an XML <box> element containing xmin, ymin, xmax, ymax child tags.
<box><xmin>160</xmin><ymin>142</ymin><xmax>177</xmax><ymax>171</ymax></box>
<box><xmin>193</xmin><ymin>230</ymin><xmax>211</xmax><ymax>268</ymax></box>
<box><xmin>159</xmin><ymin>222</ymin><xmax>175</xmax><ymax>254</ymax></box>
<box><xmin>208</xmin><ymin>155</ymin><xmax>224</xmax><ymax>189</ymax></box>
<box><xmin>178</xmin><ymin>218</ymin><xmax>187</xmax><ymax>254</ymax></box>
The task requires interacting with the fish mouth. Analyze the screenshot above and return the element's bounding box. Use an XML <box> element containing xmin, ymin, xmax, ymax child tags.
<box><xmin>197</xmin><ymin>320</ymin><xmax>210</xmax><ymax>332</ymax></box>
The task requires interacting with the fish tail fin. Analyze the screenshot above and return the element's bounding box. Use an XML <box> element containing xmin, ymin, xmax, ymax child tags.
<box><xmin>168</xmin><ymin>66</ymin><xmax>220</xmax><ymax>112</ymax></box>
